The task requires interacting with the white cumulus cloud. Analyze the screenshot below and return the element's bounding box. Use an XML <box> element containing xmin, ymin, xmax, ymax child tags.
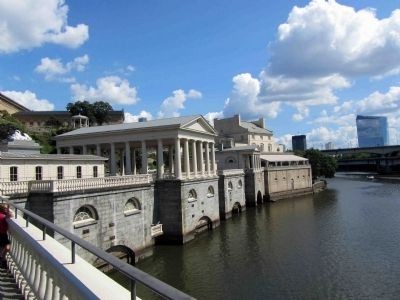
<box><xmin>124</xmin><ymin>111</ymin><xmax>153</xmax><ymax>123</ymax></box>
<box><xmin>225</xmin><ymin>0</ymin><xmax>400</xmax><ymax>120</ymax></box>
<box><xmin>0</xmin><ymin>0</ymin><xmax>89</xmax><ymax>53</ymax></box>
<box><xmin>158</xmin><ymin>89</ymin><xmax>202</xmax><ymax>118</ymax></box>
<box><xmin>1</xmin><ymin>90</ymin><xmax>54</xmax><ymax>111</ymax></box>
<box><xmin>204</xmin><ymin>111</ymin><xmax>224</xmax><ymax>125</ymax></box>
<box><xmin>71</xmin><ymin>76</ymin><xmax>139</xmax><ymax>105</ymax></box>
<box><xmin>35</xmin><ymin>54</ymin><xmax>89</xmax><ymax>81</ymax></box>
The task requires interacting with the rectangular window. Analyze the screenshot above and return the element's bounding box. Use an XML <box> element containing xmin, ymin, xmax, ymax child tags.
<box><xmin>10</xmin><ymin>166</ymin><xmax>18</xmax><ymax>182</ymax></box>
<box><xmin>77</xmin><ymin>166</ymin><xmax>82</xmax><ymax>178</ymax></box>
<box><xmin>93</xmin><ymin>166</ymin><xmax>98</xmax><ymax>178</ymax></box>
<box><xmin>57</xmin><ymin>166</ymin><xmax>63</xmax><ymax>180</ymax></box>
<box><xmin>35</xmin><ymin>166</ymin><xmax>42</xmax><ymax>181</ymax></box>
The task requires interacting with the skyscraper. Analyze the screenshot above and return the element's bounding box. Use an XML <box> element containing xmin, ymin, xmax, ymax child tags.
<box><xmin>356</xmin><ymin>115</ymin><xmax>388</xmax><ymax>147</ymax></box>
<box><xmin>292</xmin><ymin>135</ymin><xmax>307</xmax><ymax>151</ymax></box>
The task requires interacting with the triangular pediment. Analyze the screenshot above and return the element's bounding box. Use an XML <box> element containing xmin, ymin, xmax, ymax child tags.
<box><xmin>181</xmin><ymin>116</ymin><xmax>216</xmax><ymax>135</ymax></box>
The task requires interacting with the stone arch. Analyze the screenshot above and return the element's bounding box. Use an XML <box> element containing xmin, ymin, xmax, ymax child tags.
<box><xmin>225</xmin><ymin>156</ymin><xmax>236</xmax><ymax>167</ymax></box>
<box><xmin>106</xmin><ymin>245</ymin><xmax>136</xmax><ymax>265</ymax></box>
<box><xmin>232</xmin><ymin>202</ymin><xmax>242</xmax><ymax>215</ymax></box>
<box><xmin>124</xmin><ymin>197</ymin><xmax>141</xmax><ymax>215</ymax></box>
<box><xmin>195</xmin><ymin>216</ymin><xmax>213</xmax><ymax>233</ymax></box>
<box><xmin>256</xmin><ymin>191</ymin><xmax>263</xmax><ymax>204</ymax></box>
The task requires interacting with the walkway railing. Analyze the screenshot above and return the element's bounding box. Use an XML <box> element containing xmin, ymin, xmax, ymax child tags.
<box><xmin>4</xmin><ymin>201</ymin><xmax>193</xmax><ymax>300</ymax></box>
<box><xmin>0</xmin><ymin>174</ymin><xmax>153</xmax><ymax>196</ymax></box>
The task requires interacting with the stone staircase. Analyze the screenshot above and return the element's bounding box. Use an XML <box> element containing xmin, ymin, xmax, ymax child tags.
<box><xmin>0</xmin><ymin>264</ymin><xmax>23</xmax><ymax>300</ymax></box>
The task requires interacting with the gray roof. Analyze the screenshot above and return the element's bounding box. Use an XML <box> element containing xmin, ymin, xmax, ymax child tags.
<box><xmin>0</xmin><ymin>152</ymin><xmax>107</xmax><ymax>161</ymax></box>
<box><xmin>0</xmin><ymin>93</ymin><xmax>30</xmax><ymax>112</ymax></box>
<box><xmin>56</xmin><ymin>115</ymin><xmax>204</xmax><ymax>138</ymax></box>
<box><xmin>240</xmin><ymin>121</ymin><xmax>272</xmax><ymax>134</ymax></box>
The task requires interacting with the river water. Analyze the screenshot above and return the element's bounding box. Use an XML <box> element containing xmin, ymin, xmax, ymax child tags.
<box><xmin>118</xmin><ymin>175</ymin><xmax>400</xmax><ymax>299</ymax></box>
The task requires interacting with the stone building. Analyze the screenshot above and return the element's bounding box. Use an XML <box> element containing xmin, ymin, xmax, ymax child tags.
<box><xmin>218</xmin><ymin>169</ymin><xmax>246</xmax><ymax>220</ymax></box>
<box><xmin>214</xmin><ymin>114</ymin><xmax>284</xmax><ymax>152</ymax></box>
<box><xmin>0</xmin><ymin>93</ymin><xmax>29</xmax><ymax>114</ymax></box>
<box><xmin>55</xmin><ymin>115</ymin><xmax>221</xmax><ymax>244</ymax></box>
<box><xmin>13</xmin><ymin>110</ymin><xmax>125</xmax><ymax>132</ymax></box>
<box><xmin>261</xmin><ymin>154</ymin><xmax>312</xmax><ymax>201</ymax></box>
<box><xmin>216</xmin><ymin>145</ymin><xmax>265</xmax><ymax>206</ymax></box>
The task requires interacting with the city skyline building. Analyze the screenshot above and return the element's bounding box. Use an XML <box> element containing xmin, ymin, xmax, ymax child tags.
<box><xmin>292</xmin><ymin>135</ymin><xmax>307</xmax><ymax>151</ymax></box>
<box><xmin>356</xmin><ymin>115</ymin><xmax>388</xmax><ymax>147</ymax></box>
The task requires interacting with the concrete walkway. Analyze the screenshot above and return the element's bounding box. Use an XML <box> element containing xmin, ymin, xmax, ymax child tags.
<box><xmin>0</xmin><ymin>264</ymin><xmax>23</xmax><ymax>300</ymax></box>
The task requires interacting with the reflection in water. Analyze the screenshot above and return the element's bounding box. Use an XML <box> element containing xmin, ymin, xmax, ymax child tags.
<box><xmin>113</xmin><ymin>176</ymin><xmax>400</xmax><ymax>299</ymax></box>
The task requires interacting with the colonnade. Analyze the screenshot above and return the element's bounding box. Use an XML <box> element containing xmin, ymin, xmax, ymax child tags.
<box><xmin>57</xmin><ymin>138</ymin><xmax>217</xmax><ymax>179</ymax></box>
<box><xmin>244</xmin><ymin>154</ymin><xmax>262</xmax><ymax>170</ymax></box>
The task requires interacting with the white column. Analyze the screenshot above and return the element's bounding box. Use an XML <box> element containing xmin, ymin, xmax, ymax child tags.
<box><xmin>251</xmin><ymin>155</ymin><xmax>255</xmax><ymax>169</ymax></box>
<box><xmin>157</xmin><ymin>139</ymin><xmax>164</xmax><ymax>179</ymax></box>
<box><xmin>69</xmin><ymin>146</ymin><xmax>74</xmax><ymax>154</ymax></box>
<box><xmin>174</xmin><ymin>138</ymin><xmax>182</xmax><ymax>179</ymax></box>
<box><xmin>205</xmin><ymin>142</ymin><xmax>210</xmax><ymax>176</ymax></box>
<box><xmin>96</xmin><ymin>144</ymin><xmax>101</xmax><ymax>156</ymax></box>
<box><xmin>110</xmin><ymin>143</ymin><xmax>116</xmax><ymax>176</ymax></box>
<box><xmin>125</xmin><ymin>142</ymin><xmax>132</xmax><ymax>175</ymax></box>
<box><xmin>210</xmin><ymin>142</ymin><xmax>216</xmax><ymax>175</ymax></box>
<box><xmin>183</xmin><ymin>139</ymin><xmax>190</xmax><ymax>179</ymax></box>
<box><xmin>191</xmin><ymin>140</ymin><xmax>197</xmax><ymax>177</ymax></box>
<box><xmin>141</xmin><ymin>140</ymin><xmax>147</xmax><ymax>174</ymax></box>
<box><xmin>132</xmin><ymin>149</ymin><xmax>137</xmax><ymax>175</ymax></box>
<box><xmin>199</xmin><ymin>141</ymin><xmax>205</xmax><ymax>176</ymax></box>
<box><xmin>82</xmin><ymin>145</ymin><xmax>87</xmax><ymax>155</ymax></box>
<box><xmin>168</xmin><ymin>146</ymin><xmax>174</xmax><ymax>174</ymax></box>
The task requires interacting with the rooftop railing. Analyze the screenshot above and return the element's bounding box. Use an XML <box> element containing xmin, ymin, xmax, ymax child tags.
<box><xmin>0</xmin><ymin>174</ymin><xmax>153</xmax><ymax>196</ymax></box>
<box><xmin>3</xmin><ymin>199</ymin><xmax>193</xmax><ymax>300</ymax></box>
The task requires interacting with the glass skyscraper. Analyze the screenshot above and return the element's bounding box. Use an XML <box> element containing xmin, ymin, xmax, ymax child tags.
<box><xmin>356</xmin><ymin>115</ymin><xmax>388</xmax><ymax>147</ymax></box>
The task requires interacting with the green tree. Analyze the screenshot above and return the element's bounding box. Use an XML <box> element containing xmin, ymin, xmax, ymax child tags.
<box><xmin>66</xmin><ymin>101</ymin><xmax>114</xmax><ymax>125</ymax></box>
<box><xmin>299</xmin><ymin>149</ymin><xmax>337</xmax><ymax>179</ymax></box>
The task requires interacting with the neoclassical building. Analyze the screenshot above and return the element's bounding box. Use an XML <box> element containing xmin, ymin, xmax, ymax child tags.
<box><xmin>55</xmin><ymin>115</ymin><xmax>221</xmax><ymax>244</ymax></box>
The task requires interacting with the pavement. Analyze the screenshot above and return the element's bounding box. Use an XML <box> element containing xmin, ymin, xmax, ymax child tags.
<box><xmin>0</xmin><ymin>264</ymin><xmax>23</xmax><ymax>300</ymax></box>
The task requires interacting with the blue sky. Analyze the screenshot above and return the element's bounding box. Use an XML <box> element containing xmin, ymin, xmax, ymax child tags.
<box><xmin>1</xmin><ymin>0</ymin><xmax>400</xmax><ymax>148</ymax></box>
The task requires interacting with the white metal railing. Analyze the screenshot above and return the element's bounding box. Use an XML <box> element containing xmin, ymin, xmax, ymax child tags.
<box><xmin>0</xmin><ymin>174</ymin><xmax>153</xmax><ymax>195</ymax></box>
<box><xmin>264</xmin><ymin>165</ymin><xmax>311</xmax><ymax>171</ymax></box>
<box><xmin>151</xmin><ymin>224</ymin><xmax>163</xmax><ymax>237</ymax></box>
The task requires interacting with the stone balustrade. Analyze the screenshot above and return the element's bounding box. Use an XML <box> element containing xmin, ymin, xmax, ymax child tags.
<box><xmin>7</xmin><ymin>216</ymin><xmax>130</xmax><ymax>299</ymax></box>
<box><xmin>217</xmin><ymin>169</ymin><xmax>244</xmax><ymax>176</ymax></box>
<box><xmin>0</xmin><ymin>174</ymin><xmax>153</xmax><ymax>196</ymax></box>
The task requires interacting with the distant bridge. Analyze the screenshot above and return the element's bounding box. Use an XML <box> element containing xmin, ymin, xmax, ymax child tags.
<box><xmin>321</xmin><ymin>145</ymin><xmax>400</xmax><ymax>157</ymax></box>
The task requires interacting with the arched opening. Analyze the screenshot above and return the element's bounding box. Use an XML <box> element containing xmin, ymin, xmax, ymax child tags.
<box><xmin>256</xmin><ymin>191</ymin><xmax>263</xmax><ymax>204</ymax></box>
<box><xmin>291</xmin><ymin>178</ymin><xmax>295</xmax><ymax>190</ymax></box>
<box><xmin>195</xmin><ymin>216</ymin><xmax>212</xmax><ymax>233</ymax></box>
<box><xmin>124</xmin><ymin>198</ymin><xmax>141</xmax><ymax>216</ymax></box>
<box><xmin>96</xmin><ymin>245</ymin><xmax>136</xmax><ymax>271</ymax></box>
<box><xmin>232</xmin><ymin>202</ymin><xmax>242</xmax><ymax>215</ymax></box>
<box><xmin>106</xmin><ymin>245</ymin><xmax>136</xmax><ymax>265</ymax></box>
<box><xmin>73</xmin><ymin>205</ymin><xmax>98</xmax><ymax>228</ymax></box>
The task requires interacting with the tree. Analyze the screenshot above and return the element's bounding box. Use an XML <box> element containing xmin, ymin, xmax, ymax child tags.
<box><xmin>298</xmin><ymin>149</ymin><xmax>337</xmax><ymax>179</ymax></box>
<box><xmin>92</xmin><ymin>101</ymin><xmax>113</xmax><ymax>125</ymax></box>
<box><xmin>66</xmin><ymin>101</ymin><xmax>113</xmax><ymax>125</ymax></box>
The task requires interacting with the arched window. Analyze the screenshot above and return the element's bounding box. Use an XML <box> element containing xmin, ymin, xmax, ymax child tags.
<box><xmin>225</xmin><ymin>157</ymin><xmax>236</xmax><ymax>165</ymax></box>
<box><xmin>73</xmin><ymin>205</ymin><xmax>98</xmax><ymax>228</ymax></box>
<box><xmin>260</xmin><ymin>143</ymin><xmax>264</xmax><ymax>151</ymax></box>
<box><xmin>268</xmin><ymin>144</ymin><xmax>272</xmax><ymax>152</ymax></box>
<box><xmin>124</xmin><ymin>198</ymin><xmax>141</xmax><ymax>216</ymax></box>
<box><xmin>238</xmin><ymin>179</ymin><xmax>243</xmax><ymax>189</ymax></box>
<box><xmin>188</xmin><ymin>189</ymin><xmax>197</xmax><ymax>202</ymax></box>
<box><xmin>228</xmin><ymin>181</ymin><xmax>233</xmax><ymax>191</ymax></box>
<box><xmin>207</xmin><ymin>186</ymin><xmax>215</xmax><ymax>197</ymax></box>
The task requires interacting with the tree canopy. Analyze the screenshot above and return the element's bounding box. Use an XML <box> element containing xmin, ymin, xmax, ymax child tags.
<box><xmin>295</xmin><ymin>149</ymin><xmax>337</xmax><ymax>179</ymax></box>
<box><xmin>66</xmin><ymin>101</ymin><xmax>114</xmax><ymax>125</ymax></box>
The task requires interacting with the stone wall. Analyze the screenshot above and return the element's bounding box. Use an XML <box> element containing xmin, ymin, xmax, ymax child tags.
<box><xmin>26</xmin><ymin>184</ymin><xmax>156</xmax><ymax>263</ymax></box>
<box><xmin>244</xmin><ymin>170</ymin><xmax>265</xmax><ymax>206</ymax></box>
<box><xmin>156</xmin><ymin>177</ymin><xmax>220</xmax><ymax>244</ymax></box>
<box><xmin>218</xmin><ymin>171</ymin><xmax>246</xmax><ymax>220</ymax></box>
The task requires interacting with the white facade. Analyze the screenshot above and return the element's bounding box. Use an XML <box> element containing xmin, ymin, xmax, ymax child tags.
<box><xmin>55</xmin><ymin>115</ymin><xmax>218</xmax><ymax>180</ymax></box>
<box><xmin>214</xmin><ymin>115</ymin><xmax>284</xmax><ymax>152</ymax></box>
<box><xmin>0</xmin><ymin>153</ymin><xmax>106</xmax><ymax>182</ymax></box>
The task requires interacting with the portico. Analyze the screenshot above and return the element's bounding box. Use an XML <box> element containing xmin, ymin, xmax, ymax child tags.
<box><xmin>55</xmin><ymin>116</ymin><xmax>217</xmax><ymax>180</ymax></box>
